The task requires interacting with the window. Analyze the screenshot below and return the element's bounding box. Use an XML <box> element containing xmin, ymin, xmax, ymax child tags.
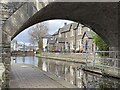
<box><xmin>85</xmin><ymin>40</ymin><xmax>88</xmax><ymax>51</ymax></box>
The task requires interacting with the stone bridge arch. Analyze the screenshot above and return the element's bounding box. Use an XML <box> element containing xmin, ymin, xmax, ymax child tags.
<box><xmin>0</xmin><ymin>2</ymin><xmax>119</xmax><ymax>88</ymax></box>
<box><xmin>10</xmin><ymin>2</ymin><xmax>118</xmax><ymax>50</ymax></box>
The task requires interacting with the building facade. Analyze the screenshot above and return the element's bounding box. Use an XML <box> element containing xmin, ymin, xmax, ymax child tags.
<box><xmin>42</xmin><ymin>34</ymin><xmax>52</xmax><ymax>52</ymax></box>
<box><xmin>47</xmin><ymin>22</ymin><xmax>95</xmax><ymax>53</ymax></box>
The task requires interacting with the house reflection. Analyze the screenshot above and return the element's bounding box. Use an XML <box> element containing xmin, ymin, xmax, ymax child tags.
<box><xmin>42</xmin><ymin>61</ymin><xmax>47</xmax><ymax>72</ymax></box>
<box><xmin>13</xmin><ymin>56</ymin><xmax>120</xmax><ymax>88</ymax></box>
<box><xmin>37</xmin><ymin>58</ymin><xmax>120</xmax><ymax>88</ymax></box>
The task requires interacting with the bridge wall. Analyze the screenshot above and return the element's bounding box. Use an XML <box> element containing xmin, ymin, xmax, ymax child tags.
<box><xmin>0</xmin><ymin>2</ymin><xmax>45</xmax><ymax>88</ymax></box>
<box><xmin>11</xmin><ymin>2</ymin><xmax>118</xmax><ymax>49</ymax></box>
<box><xmin>0</xmin><ymin>2</ymin><xmax>119</xmax><ymax>88</ymax></box>
<box><xmin>2</xmin><ymin>2</ymin><xmax>44</xmax><ymax>37</ymax></box>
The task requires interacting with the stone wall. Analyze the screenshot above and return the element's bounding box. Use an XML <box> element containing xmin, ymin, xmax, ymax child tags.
<box><xmin>0</xmin><ymin>29</ymin><xmax>11</xmax><ymax>89</ymax></box>
<box><xmin>0</xmin><ymin>28</ymin><xmax>5</xmax><ymax>89</ymax></box>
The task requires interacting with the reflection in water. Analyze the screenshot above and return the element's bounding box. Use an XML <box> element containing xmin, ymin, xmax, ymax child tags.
<box><xmin>14</xmin><ymin>56</ymin><xmax>38</xmax><ymax>67</ymax></box>
<box><xmin>22</xmin><ymin>56</ymin><xmax>25</xmax><ymax>63</ymax></box>
<box><xmin>42</xmin><ymin>61</ymin><xmax>47</xmax><ymax>72</ymax></box>
<box><xmin>13</xmin><ymin>56</ymin><xmax>120</xmax><ymax>88</ymax></box>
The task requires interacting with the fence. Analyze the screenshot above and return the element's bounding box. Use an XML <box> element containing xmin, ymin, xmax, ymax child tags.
<box><xmin>85</xmin><ymin>51</ymin><xmax>120</xmax><ymax>77</ymax></box>
<box><xmin>42</xmin><ymin>51</ymin><xmax>120</xmax><ymax>77</ymax></box>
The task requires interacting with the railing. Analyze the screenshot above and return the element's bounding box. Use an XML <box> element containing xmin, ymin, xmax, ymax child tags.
<box><xmin>42</xmin><ymin>51</ymin><xmax>120</xmax><ymax>77</ymax></box>
<box><xmin>85</xmin><ymin>51</ymin><xmax>119</xmax><ymax>77</ymax></box>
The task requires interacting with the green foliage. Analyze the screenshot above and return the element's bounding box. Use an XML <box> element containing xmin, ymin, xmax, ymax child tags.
<box><xmin>92</xmin><ymin>32</ymin><xmax>109</xmax><ymax>56</ymax></box>
<box><xmin>92</xmin><ymin>32</ymin><xmax>109</xmax><ymax>51</ymax></box>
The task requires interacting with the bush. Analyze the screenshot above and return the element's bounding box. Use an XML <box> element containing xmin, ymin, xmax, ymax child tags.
<box><xmin>92</xmin><ymin>32</ymin><xmax>109</xmax><ymax>51</ymax></box>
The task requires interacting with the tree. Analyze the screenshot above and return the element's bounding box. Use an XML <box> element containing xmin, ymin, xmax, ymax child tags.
<box><xmin>28</xmin><ymin>23</ymin><xmax>48</xmax><ymax>54</ymax></box>
<box><xmin>92</xmin><ymin>32</ymin><xmax>109</xmax><ymax>56</ymax></box>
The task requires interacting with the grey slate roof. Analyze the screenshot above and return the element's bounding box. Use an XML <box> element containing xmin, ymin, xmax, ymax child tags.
<box><xmin>52</xmin><ymin>31</ymin><xmax>59</xmax><ymax>36</ymax></box>
<box><xmin>82</xmin><ymin>31</ymin><xmax>93</xmax><ymax>39</ymax></box>
<box><xmin>52</xmin><ymin>28</ymin><xmax>62</xmax><ymax>36</ymax></box>
<box><xmin>52</xmin><ymin>22</ymin><xmax>83</xmax><ymax>35</ymax></box>
<box><xmin>60</xmin><ymin>23</ymin><xmax>79</xmax><ymax>33</ymax></box>
<box><xmin>71</xmin><ymin>23</ymin><xmax>79</xmax><ymax>30</ymax></box>
<box><xmin>60</xmin><ymin>24</ymin><xmax>71</xmax><ymax>33</ymax></box>
<box><xmin>43</xmin><ymin>34</ymin><xmax>52</xmax><ymax>38</ymax></box>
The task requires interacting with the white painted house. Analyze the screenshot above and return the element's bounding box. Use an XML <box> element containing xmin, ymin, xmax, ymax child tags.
<box><xmin>42</xmin><ymin>34</ymin><xmax>52</xmax><ymax>52</ymax></box>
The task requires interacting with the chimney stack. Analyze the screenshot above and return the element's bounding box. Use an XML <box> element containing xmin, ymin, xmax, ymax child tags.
<box><xmin>64</xmin><ymin>22</ymin><xmax>67</xmax><ymax>26</ymax></box>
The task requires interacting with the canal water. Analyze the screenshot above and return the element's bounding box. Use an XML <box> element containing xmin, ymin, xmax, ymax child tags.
<box><xmin>12</xmin><ymin>56</ymin><xmax>120</xmax><ymax>88</ymax></box>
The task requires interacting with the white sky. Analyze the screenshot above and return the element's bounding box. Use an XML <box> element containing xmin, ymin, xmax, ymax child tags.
<box><xmin>14</xmin><ymin>19</ymin><xmax>74</xmax><ymax>44</ymax></box>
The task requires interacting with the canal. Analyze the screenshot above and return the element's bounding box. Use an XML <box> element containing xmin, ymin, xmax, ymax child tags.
<box><xmin>11</xmin><ymin>56</ymin><xmax>120</xmax><ymax>88</ymax></box>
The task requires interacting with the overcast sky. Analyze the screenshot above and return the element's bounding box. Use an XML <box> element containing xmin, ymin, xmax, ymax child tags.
<box><xmin>14</xmin><ymin>19</ymin><xmax>74</xmax><ymax>44</ymax></box>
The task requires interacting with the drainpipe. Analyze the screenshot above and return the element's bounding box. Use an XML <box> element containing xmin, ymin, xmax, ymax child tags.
<box><xmin>64</xmin><ymin>33</ymin><xmax>66</xmax><ymax>53</ymax></box>
<box><xmin>74</xmin><ymin>23</ymin><xmax>79</xmax><ymax>53</ymax></box>
<box><xmin>74</xmin><ymin>29</ymin><xmax>77</xmax><ymax>53</ymax></box>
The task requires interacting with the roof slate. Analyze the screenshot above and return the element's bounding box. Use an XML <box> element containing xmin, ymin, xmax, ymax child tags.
<box><xmin>43</xmin><ymin>34</ymin><xmax>52</xmax><ymax>38</ymax></box>
<box><xmin>60</xmin><ymin>24</ymin><xmax>71</xmax><ymax>33</ymax></box>
<box><xmin>71</xmin><ymin>23</ymin><xmax>79</xmax><ymax>30</ymax></box>
<box><xmin>52</xmin><ymin>22</ymin><xmax>81</xmax><ymax>35</ymax></box>
<box><xmin>82</xmin><ymin>31</ymin><xmax>93</xmax><ymax>39</ymax></box>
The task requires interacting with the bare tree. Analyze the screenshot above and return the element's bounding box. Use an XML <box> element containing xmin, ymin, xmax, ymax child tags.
<box><xmin>28</xmin><ymin>22</ymin><xmax>48</xmax><ymax>53</ymax></box>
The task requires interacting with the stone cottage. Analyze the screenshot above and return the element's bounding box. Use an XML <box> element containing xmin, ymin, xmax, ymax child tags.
<box><xmin>47</xmin><ymin>22</ymin><xmax>95</xmax><ymax>53</ymax></box>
